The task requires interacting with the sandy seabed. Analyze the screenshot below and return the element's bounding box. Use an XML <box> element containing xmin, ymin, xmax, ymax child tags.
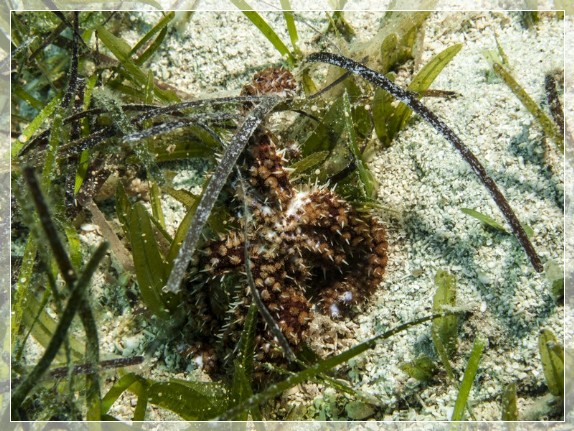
<box><xmin>13</xmin><ymin>8</ymin><xmax>568</xmax><ymax>423</ymax></box>
<box><xmin>108</xmin><ymin>9</ymin><xmax>565</xmax><ymax>421</ymax></box>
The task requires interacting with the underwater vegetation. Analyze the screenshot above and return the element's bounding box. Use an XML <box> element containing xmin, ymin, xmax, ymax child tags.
<box><xmin>8</xmin><ymin>7</ymin><xmax>565</xmax><ymax>422</ymax></box>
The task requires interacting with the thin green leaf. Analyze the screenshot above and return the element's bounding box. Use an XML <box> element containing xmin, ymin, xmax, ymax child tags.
<box><xmin>521</xmin><ymin>223</ymin><xmax>535</xmax><ymax>238</ymax></box>
<box><xmin>431</xmin><ymin>325</ymin><xmax>455</xmax><ymax>382</ymax></box>
<box><xmin>144</xmin><ymin>379</ymin><xmax>229</xmax><ymax>421</ymax></box>
<box><xmin>129</xmin><ymin>12</ymin><xmax>175</xmax><ymax>65</ymax></box>
<box><xmin>137</xmin><ymin>25</ymin><xmax>169</xmax><ymax>66</ymax></box>
<box><xmin>372</xmin><ymin>73</ymin><xmax>397</xmax><ymax>146</ymax></box>
<box><xmin>545</xmin><ymin>261</ymin><xmax>565</xmax><ymax>301</ymax></box>
<box><xmin>462</xmin><ymin>207</ymin><xmax>534</xmax><ymax>237</ymax></box>
<box><xmin>13</xmin><ymin>86</ymin><xmax>44</xmax><ymax>111</ymax></box>
<box><xmin>538</xmin><ymin>329</ymin><xmax>564</xmax><ymax>397</ymax></box>
<box><xmin>163</xmin><ymin>186</ymin><xmax>197</xmax><ymax>209</ymax></box>
<box><xmin>432</xmin><ymin>270</ymin><xmax>458</xmax><ymax>356</ymax></box>
<box><xmin>83</xmin><ymin>72</ymin><xmax>99</xmax><ymax>117</ymax></box>
<box><xmin>461</xmin><ymin>207</ymin><xmax>506</xmax><ymax>232</ymax></box>
<box><xmin>451</xmin><ymin>337</ymin><xmax>485</xmax><ymax>421</ymax></box>
<box><xmin>167</xmin><ymin>197</ymin><xmax>199</xmax><ymax>263</ymax></box>
<box><xmin>107</xmin><ymin>81</ymin><xmax>153</xmax><ymax>101</ymax></box>
<box><xmin>74</xmin><ymin>150</ymin><xmax>90</xmax><ymax>195</ymax></box>
<box><xmin>101</xmin><ymin>373</ymin><xmax>147</xmax><ymax>415</ymax></box>
<box><xmin>289</xmin><ymin>150</ymin><xmax>329</xmax><ymax>178</ymax></box>
<box><xmin>98</xmin><ymin>25</ymin><xmax>133</xmax><ymax>58</ymax></box>
<box><xmin>145</xmin><ymin>120</ymin><xmax>224</xmax><ymax>163</ymax></box>
<box><xmin>126</xmin><ymin>202</ymin><xmax>170</xmax><ymax>319</ymax></box>
<box><xmin>149</xmin><ymin>212</ymin><xmax>172</xmax><ymax>244</ymax></box>
<box><xmin>133</xmin><ymin>385</ymin><xmax>148</xmax><ymax>421</ymax></box>
<box><xmin>400</xmin><ymin>355</ymin><xmax>438</xmax><ymax>382</ymax></box>
<box><xmin>231</xmin><ymin>0</ymin><xmax>295</xmax><ymax>65</ymax></box>
<box><xmin>492</xmin><ymin>62</ymin><xmax>563</xmax><ymax>152</ymax></box>
<box><xmin>494</xmin><ymin>35</ymin><xmax>510</xmax><ymax>67</ymax></box>
<box><xmin>342</xmin><ymin>76</ymin><xmax>373</xmax><ymax>138</ymax></box>
<box><xmin>501</xmin><ymin>382</ymin><xmax>518</xmax><ymax>420</ymax></box>
<box><xmin>300</xmin><ymin>69</ymin><xmax>319</xmax><ymax>96</ymax></box>
<box><xmin>341</xmin><ymin>91</ymin><xmax>376</xmax><ymax>199</ymax></box>
<box><xmin>15</xmin><ymin>94</ymin><xmax>60</xmax><ymax>155</ymax></box>
<box><xmin>150</xmin><ymin>182</ymin><xmax>165</xmax><ymax>229</ymax></box>
<box><xmin>280</xmin><ymin>0</ymin><xmax>300</xmax><ymax>55</ymax></box>
<box><xmin>11</xmin><ymin>237</ymin><xmax>37</xmax><ymax>348</ymax></box>
<box><xmin>551</xmin><ymin>277</ymin><xmax>564</xmax><ymax>303</ymax></box>
<box><xmin>63</xmin><ymin>224</ymin><xmax>83</xmax><ymax>269</ymax></box>
<box><xmin>75</xmin><ymin>74</ymin><xmax>98</xmax><ymax>194</ymax></box>
<box><xmin>375</xmin><ymin>12</ymin><xmax>428</xmax><ymax>75</ymax></box>
<box><xmin>20</xmin><ymin>291</ymin><xmax>85</xmax><ymax>361</ymax></box>
<box><xmin>144</xmin><ymin>70</ymin><xmax>155</xmax><ymax>107</ymax></box>
<box><xmin>236</xmin><ymin>304</ymin><xmax>258</xmax><ymax>380</ymax></box>
<box><xmin>230</xmin><ymin>362</ymin><xmax>252</xmax><ymax>421</ymax></box>
<box><xmin>391</xmin><ymin>44</ymin><xmax>462</xmax><ymax>136</ymax></box>
<box><xmin>153</xmin><ymin>138</ymin><xmax>218</xmax><ymax>162</ymax></box>
<box><xmin>302</xmin><ymin>94</ymin><xmax>346</xmax><ymax>156</ymax></box>
<box><xmin>373</xmin><ymin>44</ymin><xmax>462</xmax><ymax>147</ymax></box>
<box><xmin>96</xmin><ymin>26</ymin><xmax>177</xmax><ymax>103</ymax></box>
<box><xmin>42</xmin><ymin>109</ymin><xmax>66</xmax><ymax>186</ymax></box>
<box><xmin>327</xmin><ymin>10</ymin><xmax>355</xmax><ymax>42</ymax></box>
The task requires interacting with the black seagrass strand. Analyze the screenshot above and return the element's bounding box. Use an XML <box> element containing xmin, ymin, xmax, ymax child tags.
<box><xmin>22</xmin><ymin>167</ymin><xmax>77</xmax><ymax>284</ymax></box>
<box><xmin>164</xmin><ymin>96</ymin><xmax>281</xmax><ymax>294</ymax></box>
<box><xmin>121</xmin><ymin>113</ymin><xmax>240</xmax><ymax>143</ymax></box>
<box><xmin>60</xmin><ymin>12</ymin><xmax>80</xmax><ymax>109</ymax></box>
<box><xmin>10</xmin><ymin>356</ymin><xmax>145</xmax><ymax>387</ymax></box>
<box><xmin>305</xmin><ymin>52</ymin><xmax>543</xmax><ymax>273</ymax></box>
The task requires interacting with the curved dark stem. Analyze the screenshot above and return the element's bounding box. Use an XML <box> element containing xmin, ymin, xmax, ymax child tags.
<box><xmin>60</xmin><ymin>12</ymin><xmax>80</xmax><ymax>109</ymax></box>
<box><xmin>23</xmin><ymin>167</ymin><xmax>76</xmax><ymax>284</ymax></box>
<box><xmin>305</xmin><ymin>52</ymin><xmax>543</xmax><ymax>273</ymax></box>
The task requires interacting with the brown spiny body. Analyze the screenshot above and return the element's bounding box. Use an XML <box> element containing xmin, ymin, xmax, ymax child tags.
<box><xmin>182</xmin><ymin>68</ymin><xmax>388</xmax><ymax>374</ymax></box>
